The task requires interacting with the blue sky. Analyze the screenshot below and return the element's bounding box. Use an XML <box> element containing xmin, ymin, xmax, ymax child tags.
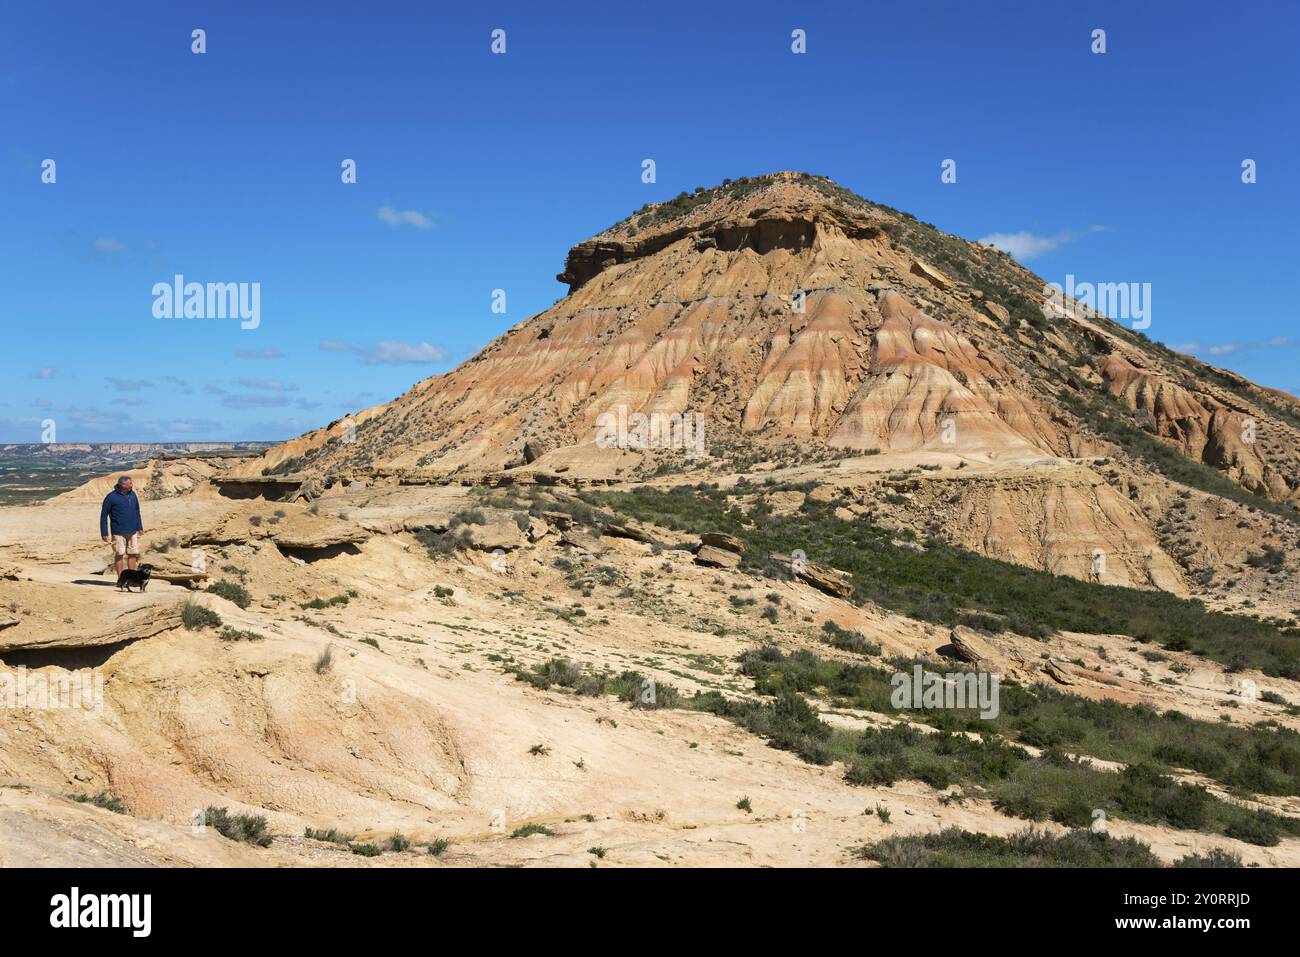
<box><xmin>2</xmin><ymin>0</ymin><xmax>1296</xmax><ymax>442</ymax></box>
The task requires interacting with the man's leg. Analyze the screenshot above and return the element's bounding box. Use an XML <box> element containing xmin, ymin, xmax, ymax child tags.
<box><xmin>127</xmin><ymin>533</ymin><xmax>139</xmax><ymax>571</ymax></box>
<box><xmin>112</xmin><ymin>534</ymin><xmax>127</xmax><ymax>576</ymax></box>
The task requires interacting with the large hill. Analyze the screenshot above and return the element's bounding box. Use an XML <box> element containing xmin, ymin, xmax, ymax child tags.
<box><xmin>233</xmin><ymin>172</ymin><xmax>1300</xmax><ymax>592</ymax></box>
<box><xmin>243</xmin><ymin>172</ymin><xmax>1299</xmax><ymax>501</ymax></box>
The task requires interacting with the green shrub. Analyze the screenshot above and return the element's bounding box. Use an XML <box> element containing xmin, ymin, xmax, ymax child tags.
<box><xmin>427</xmin><ymin>837</ymin><xmax>452</xmax><ymax>856</ymax></box>
<box><xmin>510</xmin><ymin>823</ymin><xmax>555</xmax><ymax>838</ymax></box>
<box><xmin>70</xmin><ymin>791</ymin><xmax>126</xmax><ymax>814</ymax></box>
<box><xmin>590</xmin><ymin>485</ymin><xmax>1300</xmax><ymax>677</ymax></box>
<box><xmin>1223</xmin><ymin>814</ymin><xmax>1281</xmax><ymax>847</ymax></box>
<box><xmin>205</xmin><ymin>806</ymin><xmax>272</xmax><ymax>847</ymax></box>
<box><xmin>449</xmin><ymin>509</ymin><xmax>487</xmax><ymax>527</ymax></box>
<box><xmin>219</xmin><ymin>627</ymin><xmax>265</xmax><ymax>642</ymax></box>
<box><xmin>1174</xmin><ymin>848</ymin><xmax>1244</xmax><ymax>867</ymax></box>
<box><xmin>856</xmin><ymin>826</ymin><xmax>1160</xmax><ymax>867</ymax></box>
<box><xmin>820</xmin><ymin>620</ymin><xmax>881</xmax><ymax>656</ymax></box>
<box><xmin>304</xmin><ymin>827</ymin><xmax>354</xmax><ymax>845</ymax></box>
<box><xmin>206</xmin><ymin>580</ymin><xmax>252</xmax><ymax>609</ymax></box>
<box><xmin>182</xmin><ymin>602</ymin><xmax>222</xmax><ymax>630</ymax></box>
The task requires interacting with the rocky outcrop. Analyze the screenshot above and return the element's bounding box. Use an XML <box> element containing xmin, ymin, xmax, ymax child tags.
<box><xmin>603</xmin><ymin>523</ymin><xmax>655</xmax><ymax>544</ymax></box>
<box><xmin>771</xmin><ymin>552</ymin><xmax>854</xmax><ymax>599</ymax></box>
<box><xmin>698</xmin><ymin>532</ymin><xmax>744</xmax><ymax>553</ymax></box>
<box><xmin>0</xmin><ymin>601</ymin><xmax>183</xmax><ymax>654</ymax></box>
<box><xmin>192</xmin><ymin>508</ymin><xmax>369</xmax><ymax>551</ymax></box>
<box><xmin>909</xmin><ymin>258</ymin><xmax>951</xmax><ymax>290</ymax></box>
<box><xmin>1044</xmin><ymin>659</ymin><xmax>1076</xmax><ymax>685</ymax></box>
<box><xmin>694</xmin><ymin>545</ymin><xmax>741</xmax><ymax>569</ymax></box>
<box><xmin>948</xmin><ymin>626</ymin><xmax>1001</xmax><ymax>668</ymax></box>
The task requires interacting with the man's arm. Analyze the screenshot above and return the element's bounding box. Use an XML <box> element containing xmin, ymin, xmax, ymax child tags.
<box><xmin>135</xmin><ymin>493</ymin><xmax>144</xmax><ymax>534</ymax></box>
<box><xmin>99</xmin><ymin>496</ymin><xmax>111</xmax><ymax>539</ymax></box>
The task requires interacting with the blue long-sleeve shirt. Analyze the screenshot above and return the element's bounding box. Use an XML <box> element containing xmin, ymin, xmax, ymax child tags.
<box><xmin>100</xmin><ymin>487</ymin><xmax>144</xmax><ymax>537</ymax></box>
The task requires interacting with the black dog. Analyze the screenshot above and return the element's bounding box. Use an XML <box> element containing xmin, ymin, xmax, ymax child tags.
<box><xmin>116</xmin><ymin>563</ymin><xmax>154</xmax><ymax>592</ymax></box>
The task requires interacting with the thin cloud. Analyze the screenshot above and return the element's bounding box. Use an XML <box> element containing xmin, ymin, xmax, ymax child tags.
<box><xmin>238</xmin><ymin>377</ymin><xmax>299</xmax><ymax>392</ymax></box>
<box><xmin>106</xmin><ymin>377</ymin><xmax>151</xmax><ymax>392</ymax></box>
<box><xmin>235</xmin><ymin>348</ymin><xmax>285</xmax><ymax>359</ymax></box>
<box><xmin>1183</xmin><ymin>336</ymin><xmax>1298</xmax><ymax>358</ymax></box>
<box><xmin>377</xmin><ymin>205</ymin><xmax>434</xmax><ymax>229</ymax></box>
<box><xmin>92</xmin><ymin>237</ymin><xmax>128</xmax><ymax>253</ymax></box>
<box><xmin>34</xmin><ymin>367</ymin><xmax>55</xmax><ymax>379</ymax></box>
<box><xmin>165</xmin><ymin>417</ymin><xmax>225</xmax><ymax>433</ymax></box>
<box><xmin>321</xmin><ymin>339</ymin><xmax>449</xmax><ymax>365</ymax></box>
<box><xmin>221</xmin><ymin>394</ymin><xmax>290</xmax><ymax>409</ymax></box>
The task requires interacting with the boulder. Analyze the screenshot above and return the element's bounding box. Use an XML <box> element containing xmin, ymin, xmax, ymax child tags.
<box><xmin>603</xmin><ymin>523</ymin><xmax>654</xmax><ymax>544</ymax></box>
<box><xmin>541</xmin><ymin>510</ymin><xmax>574</xmax><ymax>531</ymax></box>
<box><xmin>697</xmin><ymin>532</ymin><xmax>743</xmax><ymax>554</ymax></box>
<box><xmin>771</xmin><ymin>552</ymin><xmax>853</xmax><ymax>599</ymax></box>
<box><xmin>983</xmin><ymin>300</ymin><xmax>1010</xmax><ymax>323</ymax></box>
<box><xmin>948</xmin><ymin>626</ymin><xmax>1001</xmax><ymax>668</ymax></box>
<box><xmin>1044</xmin><ymin>659</ymin><xmax>1076</xmax><ymax>685</ymax></box>
<box><xmin>558</xmin><ymin>529</ymin><xmax>603</xmax><ymax>553</ymax></box>
<box><xmin>145</xmin><ymin>555</ymin><xmax>209</xmax><ymax>586</ymax></box>
<box><xmin>522</xmin><ymin>439</ymin><xmax>549</xmax><ymax>464</ymax></box>
<box><xmin>909</xmin><ymin>258</ymin><xmax>951</xmax><ymax>290</ymax></box>
<box><xmin>397</xmin><ymin>516</ymin><xmax>451</xmax><ymax>535</ymax></box>
<box><xmin>461</xmin><ymin>517</ymin><xmax>525</xmax><ymax>552</ymax></box>
<box><xmin>694</xmin><ymin>545</ymin><xmax>741</xmax><ymax>569</ymax></box>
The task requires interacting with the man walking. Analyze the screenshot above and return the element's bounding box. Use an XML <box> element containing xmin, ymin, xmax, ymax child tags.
<box><xmin>100</xmin><ymin>475</ymin><xmax>145</xmax><ymax>578</ymax></box>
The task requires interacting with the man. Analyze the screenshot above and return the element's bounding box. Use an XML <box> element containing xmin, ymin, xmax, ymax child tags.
<box><xmin>100</xmin><ymin>475</ymin><xmax>145</xmax><ymax>578</ymax></box>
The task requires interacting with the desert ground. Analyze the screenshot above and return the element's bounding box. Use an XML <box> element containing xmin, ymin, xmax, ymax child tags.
<box><xmin>2</xmin><ymin>449</ymin><xmax>1297</xmax><ymax>868</ymax></box>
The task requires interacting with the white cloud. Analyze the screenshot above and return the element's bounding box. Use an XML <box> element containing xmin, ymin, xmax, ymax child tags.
<box><xmin>34</xmin><ymin>367</ymin><xmax>55</xmax><ymax>379</ymax></box>
<box><xmin>377</xmin><ymin>205</ymin><xmax>434</xmax><ymax>229</ymax></box>
<box><xmin>92</xmin><ymin>237</ymin><xmax>128</xmax><ymax>253</ymax></box>
<box><xmin>977</xmin><ymin>231</ymin><xmax>1072</xmax><ymax>261</ymax></box>
<box><xmin>321</xmin><ymin>339</ymin><xmax>449</xmax><ymax>365</ymax></box>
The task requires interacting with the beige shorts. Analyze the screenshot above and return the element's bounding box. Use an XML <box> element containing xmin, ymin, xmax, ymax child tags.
<box><xmin>111</xmin><ymin>532</ymin><xmax>141</xmax><ymax>558</ymax></box>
